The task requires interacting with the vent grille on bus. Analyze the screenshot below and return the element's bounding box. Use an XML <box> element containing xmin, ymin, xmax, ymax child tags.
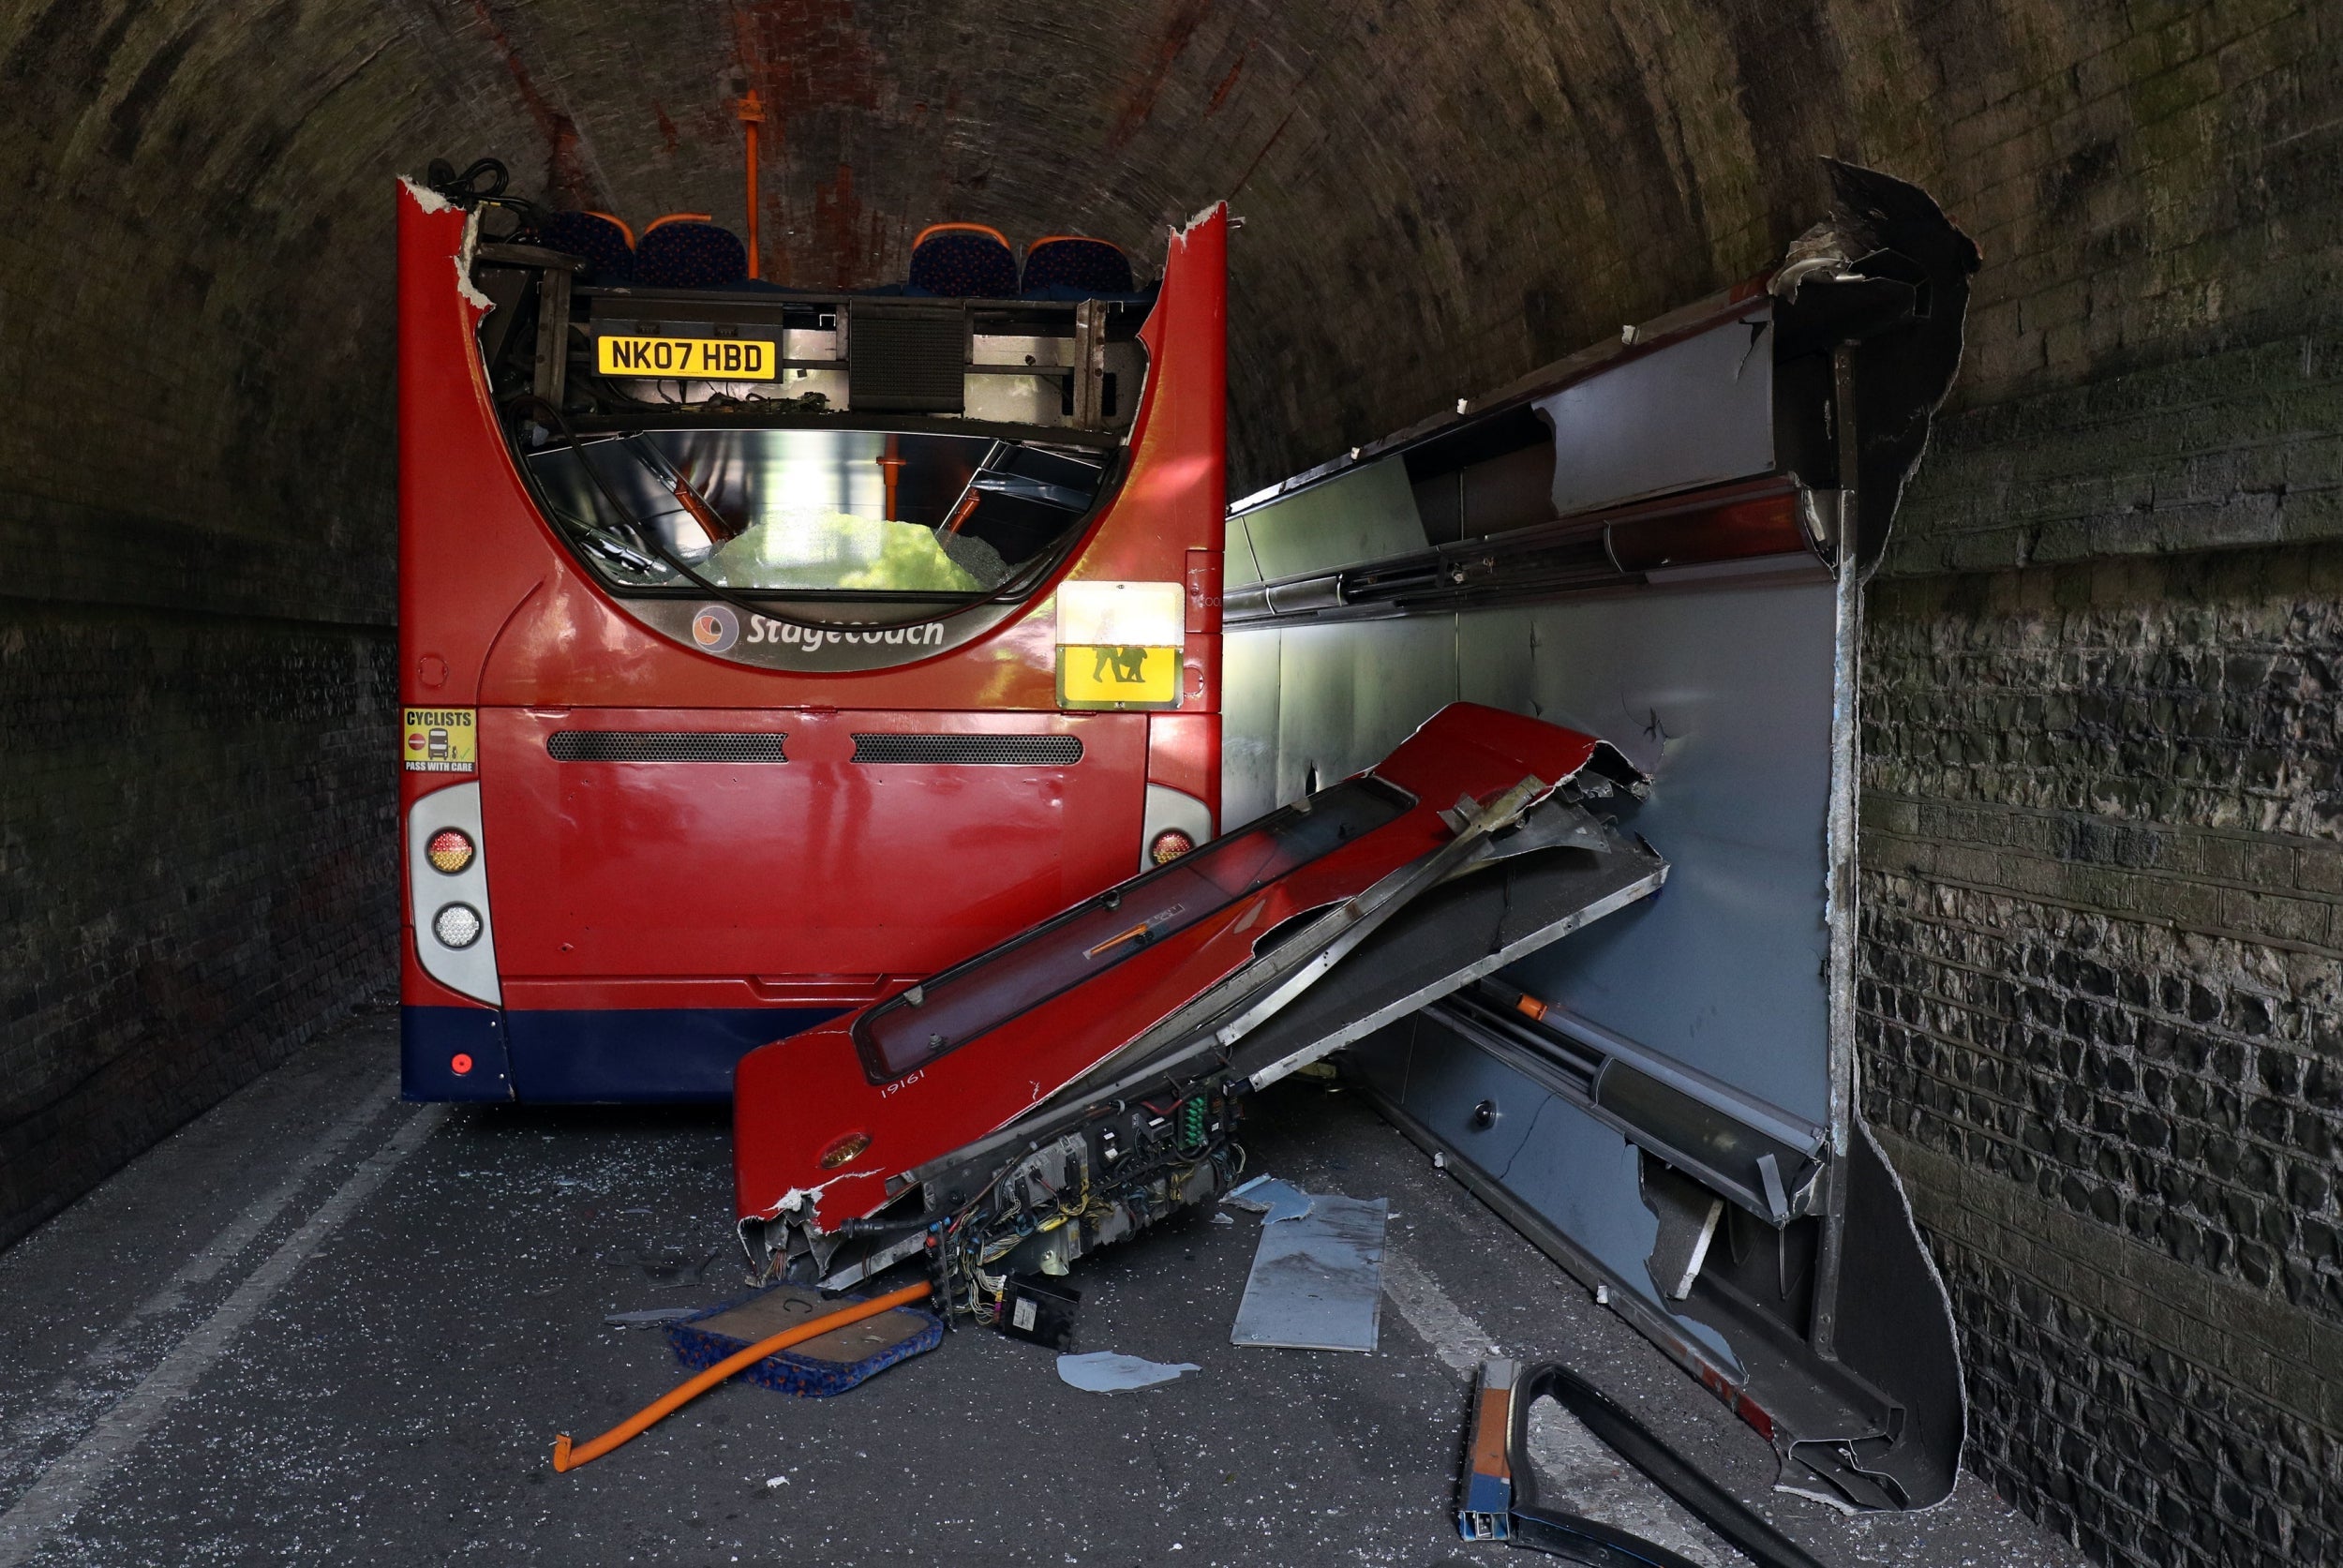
<box><xmin>547</xmin><ymin>731</ymin><xmax>788</xmax><ymax>762</ymax></box>
<box><xmin>851</xmin><ymin>734</ymin><xmax>1083</xmax><ymax>767</ymax></box>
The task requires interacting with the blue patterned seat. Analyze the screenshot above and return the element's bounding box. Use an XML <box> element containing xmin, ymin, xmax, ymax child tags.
<box><xmin>635</xmin><ymin>215</ymin><xmax>747</xmax><ymax>290</ymax></box>
<box><xmin>1021</xmin><ymin>235</ymin><xmax>1134</xmax><ymax>298</ymax></box>
<box><xmin>907</xmin><ymin>223</ymin><xmax>1018</xmax><ymax>298</ymax></box>
<box><xmin>537</xmin><ymin>210</ymin><xmax>634</xmax><ymax>284</ymax></box>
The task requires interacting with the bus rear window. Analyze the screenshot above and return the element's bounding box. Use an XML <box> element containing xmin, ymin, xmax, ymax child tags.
<box><xmin>526</xmin><ymin>428</ymin><xmax>1109</xmax><ymax>596</ymax></box>
<box><xmin>852</xmin><ymin>777</ymin><xmax>1414</xmax><ymax>1083</ymax></box>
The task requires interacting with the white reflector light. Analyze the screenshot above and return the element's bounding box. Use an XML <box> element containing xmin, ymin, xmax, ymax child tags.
<box><xmin>433</xmin><ymin>903</ymin><xmax>484</xmax><ymax>949</ymax></box>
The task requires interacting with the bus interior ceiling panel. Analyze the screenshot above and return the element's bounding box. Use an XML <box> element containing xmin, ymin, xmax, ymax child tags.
<box><xmin>1506</xmin><ymin>581</ymin><xmax>1837</xmax><ymax>1125</ymax></box>
<box><xmin>1218</xmin><ymin>163</ymin><xmax>1975</xmax><ymax>1511</ymax></box>
<box><xmin>1230</xmin><ymin>579</ymin><xmax>1834</xmax><ymax>1123</ymax></box>
<box><xmin>1219</xmin><ymin>629</ymin><xmax>1281</xmax><ymax>827</ymax></box>
<box><xmin>1539</xmin><ymin>309</ymin><xmax>1775</xmax><ymax>516</ymax></box>
<box><xmin>1232</xmin><ymin>458</ymin><xmax>1428</xmax><ymax>584</ymax></box>
<box><xmin>1271</xmin><ymin>617</ymin><xmax>1460</xmax><ymax>808</ymax></box>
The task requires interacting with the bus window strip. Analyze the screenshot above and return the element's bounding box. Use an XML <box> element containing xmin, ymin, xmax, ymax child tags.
<box><xmin>849</xmin><ymin>778</ymin><xmax>1415</xmax><ymax>1083</ymax></box>
<box><xmin>504</xmin><ymin>393</ymin><xmax>1085</xmax><ymax>636</ymax></box>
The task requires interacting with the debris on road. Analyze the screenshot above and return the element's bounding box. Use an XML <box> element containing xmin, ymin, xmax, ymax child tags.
<box><xmin>1231</xmin><ymin>1191</ymin><xmax>1388</xmax><ymax>1351</ymax></box>
<box><xmin>1056</xmin><ymin>1351</ymin><xmax>1201</xmax><ymax>1393</ymax></box>
<box><xmin>603</xmin><ymin>1307</ymin><xmax>699</xmax><ymax>1327</ymax></box>
<box><xmin>1222</xmin><ymin>1173</ymin><xmax>1312</xmax><ymax>1224</ymax></box>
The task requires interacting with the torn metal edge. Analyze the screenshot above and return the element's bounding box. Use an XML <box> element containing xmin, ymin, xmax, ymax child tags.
<box><xmin>1503</xmin><ymin>1360</ymin><xmax>1827</xmax><ymax>1568</ymax></box>
<box><xmin>404</xmin><ymin>174</ymin><xmax>496</xmax><ymax>314</ymax></box>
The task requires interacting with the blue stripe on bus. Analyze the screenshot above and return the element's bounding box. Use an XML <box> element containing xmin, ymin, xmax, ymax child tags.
<box><xmin>500</xmin><ymin>1006</ymin><xmax>846</xmax><ymax>1102</ymax></box>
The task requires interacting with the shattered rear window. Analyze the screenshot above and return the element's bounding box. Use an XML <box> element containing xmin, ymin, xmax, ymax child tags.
<box><xmin>853</xmin><ymin>778</ymin><xmax>1413</xmax><ymax>1083</ymax></box>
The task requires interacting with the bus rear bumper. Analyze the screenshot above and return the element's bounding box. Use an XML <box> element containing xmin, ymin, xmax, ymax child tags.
<box><xmin>401</xmin><ymin>1004</ymin><xmax>849</xmax><ymax>1103</ymax></box>
<box><xmin>401</xmin><ymin>1006</ymin><xmax>515</xmax><ymax>1101</ymax></box>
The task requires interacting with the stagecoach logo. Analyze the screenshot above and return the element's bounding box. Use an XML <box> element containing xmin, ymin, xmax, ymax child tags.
<box><xmin>690</xmin><ymin>604</ymin><xmax>740</xmax><ymax>653</ymax></box>
<box><xmin>742</xmin><ymin>615</ymin><xmax>947</xmax><ymax>650</ymax></box>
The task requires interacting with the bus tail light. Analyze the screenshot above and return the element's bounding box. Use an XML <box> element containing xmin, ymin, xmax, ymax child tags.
<box><xmin>408</xmin><ymin>783</ymin><xmax>501</xmax><ymax>1005</ymax></box>
<box><xmin>1139</xmin><ymin>783</ymin><xmax>1214</xmax><ymax>874</ymax></box>
<box><xmin>426</xmin><ymin>829</ymin><xmax>475</xmax><ymax>874</ymax></box>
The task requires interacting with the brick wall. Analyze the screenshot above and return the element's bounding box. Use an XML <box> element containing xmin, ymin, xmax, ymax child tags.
<box><xmin>0</xmin><ymin>605</ymin><xmax>398</xmax><ymax>1247</ymax></box>
<box><xmin>1861</xmin><ymin>547</ymin><xmax>2343</xmax><ymax>1564</ymax></box>
<box><xmin>0</xmin><ymin>0</ymin><xmax>455</xmax><ymax>1246</ymax></box>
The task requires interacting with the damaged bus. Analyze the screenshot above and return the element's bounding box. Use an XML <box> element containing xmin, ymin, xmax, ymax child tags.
<box><xmin>396</xmin><ymin>171</ymin><xmax>1227</xmax><ymax>1102</ymax></box>
<box><xmin>724</xmin><ymin>160</ymin><xmax>1982</xmax><ymax>1526</ymax></box>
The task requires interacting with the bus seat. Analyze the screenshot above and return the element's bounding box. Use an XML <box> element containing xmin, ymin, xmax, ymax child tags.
<box><xmin>636</xmin><ymin>215</ymin><xmax>748</xmax><ymax>289</ymax></box>
<box><xmin>907</xmin><ymin>223</ymin><xmax>1017</xmax><ymax>297</ymax></box>
<box><xmin>538</xmin><ymin>210</ymin><xmax>634</xmax><ymax>284</ymax></box>
<box><xmin>1021</xmin><ymin>235</ymin><xmax>1134</xmax><ymax>298</ymax></box>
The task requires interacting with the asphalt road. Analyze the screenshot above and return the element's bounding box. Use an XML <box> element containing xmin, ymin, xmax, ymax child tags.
<box><xmin>0</xmin><ymin>1010</ymin><xmax>2084</xmax><ymax>1567</ymax></box>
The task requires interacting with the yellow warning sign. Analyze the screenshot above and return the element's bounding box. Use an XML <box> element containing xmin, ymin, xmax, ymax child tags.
<box><xmin>403</xmin><ymin>708</ymin><xmax>477</xmax><ymax>772</ymax></box>
<box><xmin>596</xmin><ymin>335</ymin><xmax>777</xmax><ymax>381</ymax></box>
<box><xmin>1057</xmin><ymin>646</ymin><xmax>1181</xmax><ymax>709</ymax></box>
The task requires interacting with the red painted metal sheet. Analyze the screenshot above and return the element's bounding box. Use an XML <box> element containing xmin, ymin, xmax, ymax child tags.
<box><xmin>479</xmin><ymin>706</ymin><xmax>1147</xmax><ymax>985</ymax></box>
<box><xmin>732</xmin><ymin>702</ymin><xmax>1604</xmax><ymax>1225</ymax></box>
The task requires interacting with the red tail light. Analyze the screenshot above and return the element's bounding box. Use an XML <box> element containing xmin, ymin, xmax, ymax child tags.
<box><xmin>1150</xmin><ymin>829</ymin><xmax>1195</xmax><ymax>865</ymax></box>
<box><xmin>426</xmin><ymin>829</ymin><xmax>475</xmax><ymax>874</ymax></box>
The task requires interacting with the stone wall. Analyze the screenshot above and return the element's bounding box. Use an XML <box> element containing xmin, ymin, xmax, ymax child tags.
<box><xmin>0</xmin><ymin>604</ymin><xmax>396</xmax><ymax>1247</ymax></box>
<box><xmin>1860</xmin><ymin>546</ymin><xmax>2343</xmax><ymax>1565</ymax></box>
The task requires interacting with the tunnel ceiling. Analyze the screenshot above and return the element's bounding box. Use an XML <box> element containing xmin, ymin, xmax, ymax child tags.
<box><xmin>5</xmin><ymin>0</ymin><xmax>2336</xmax><ymax>625</ymax></box>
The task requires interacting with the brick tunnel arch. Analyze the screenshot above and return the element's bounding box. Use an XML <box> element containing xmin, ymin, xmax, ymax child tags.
<box><xmin>3</xmin><ymin>5</ymin><xmax>2338</xmax><ymax>1566</ymax></box>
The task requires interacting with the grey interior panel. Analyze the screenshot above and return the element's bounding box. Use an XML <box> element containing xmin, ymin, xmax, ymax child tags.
<box><xmin>1271</xmin><ymin>618</ymin><xmax>1458</xmax><ymax>804</ymax></box>
<box><xmin>1233</xmin><ymin>457</ymin><xmax>1425</xmax><ymax>584</ymax></box>
<box><xmin>1228</xmin><ymin>573</ymin><xmax>1833</xmax><ymax>1120</ymax></box>
<box><xmin>1507</xmin><ymin>578</ymin><xmax>1836</xmax><ymax>1122</ymax></box>
<box><xmin>1220</xmin><ymin>628</ymin><xmax>1282</xmax><ymax>828</ymax></box>
<box><xmin>1539</xmin><ymin>309</ymin><xmax>1774</xmax><ymax>515</ymax></box>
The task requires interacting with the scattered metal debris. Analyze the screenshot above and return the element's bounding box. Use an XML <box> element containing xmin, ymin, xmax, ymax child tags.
<box><xmin>1230</xmin><ymin>1192</ymin><xmax>1388</xmax><ymax>1351</ymax></box>
<box><xmin>1222</xmin><ymin>1174</ymin><xmax>1313</xmax><ymax>1224</ymax></box>
<box><xmin>602</xmin><ymin>1307</ymin><xmax>699</xmax><ymax>1327</ymax></box>
<box><xmin>1055</xmin><ymin>1352</ymin><xmax>1201</xmax><ymax>1393</ymax></box>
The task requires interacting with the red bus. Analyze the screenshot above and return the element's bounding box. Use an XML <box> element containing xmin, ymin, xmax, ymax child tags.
<box><xmin>395</xmin><ymin>176</ymin><xmax>1228</xmax><ymax>1102</ymax></box>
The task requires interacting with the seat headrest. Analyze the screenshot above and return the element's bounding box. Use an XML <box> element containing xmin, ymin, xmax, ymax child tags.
<box><xmin>1021</xmin><ymin>235</ymin><xmax>1134</xmax><ymax>298</ymax></box>
<box><xmin>634</xmin><ymin>217</ymin><xmax>748</xmax><ymax>290</ymax></box>
<box><xmin>908</xmin><ymin>223</ymin><xmax>1018</xmax><ymax>298</ymax></box>
<box><xmin>538</xmin><ymin>210</ymin><xmax>634</xmax><ymax>285</ymax></box>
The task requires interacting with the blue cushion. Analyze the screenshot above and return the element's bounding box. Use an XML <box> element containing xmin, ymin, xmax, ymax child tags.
<box><xmin>636</xmin><ymin>221</ymin><xmax>748</xmax><ymax>290</ymax></box>
<box><xmin>908</xmin><ymin>228</ymin><xmax>1018</xmax><ymax>298</ymax></box>
<box><xmin>1021</xmin><ymin>237</ymin><xmax>1134</xmax><ymax>298</ymax></box>
<box><xmin>538</xmin><ymin>210</ymin><xmax>634</xmax><ymax>284</ymax></box>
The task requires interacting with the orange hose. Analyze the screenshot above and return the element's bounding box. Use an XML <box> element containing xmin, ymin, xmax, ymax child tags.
<box><xmin>551</xmin><ymin>1279</ymin><xmax>932</xmax><ymax>1472</ymax></box>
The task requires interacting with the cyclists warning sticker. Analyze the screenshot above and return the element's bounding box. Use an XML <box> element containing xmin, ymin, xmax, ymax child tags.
<box><xmin>403</xmin><ymin>709</ymin><xmax>477</xmax><ymax>772</ymax></box>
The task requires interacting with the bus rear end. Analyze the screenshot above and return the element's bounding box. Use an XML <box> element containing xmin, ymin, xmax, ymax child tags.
<box><xmin>395</xmin><ymin>183</ymin><xmax>1226</xmax><ymax>1101</ymax></box>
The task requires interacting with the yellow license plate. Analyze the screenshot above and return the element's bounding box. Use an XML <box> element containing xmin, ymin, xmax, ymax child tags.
<box><xmin>1058</xmin><ymin>645</ymin><xmax>1181</xmax><ymax>708</ymax></box>
<box><xmin>596</xmin><ymin>336</ymin><xmax>778</xmax><ymax>380</ymax></box>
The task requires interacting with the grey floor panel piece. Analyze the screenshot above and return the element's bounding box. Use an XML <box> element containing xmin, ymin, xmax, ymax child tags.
<box><xmin>1229</xmin><ymin>1193</ymin><xmax>1389</xmax><ymax>1351</ymax></box>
